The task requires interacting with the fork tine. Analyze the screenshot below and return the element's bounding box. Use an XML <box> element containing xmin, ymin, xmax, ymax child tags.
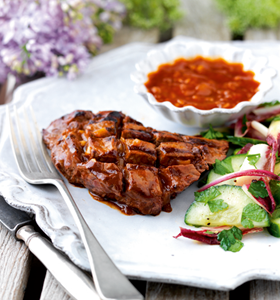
<box><xmin>23</xmin><ymin>106</ymin><xmax>50</xmax><ymax>173</ymax></box>
<box><xmin>29</xmin><ymin>106</ymin><xmax>58</xmax><ymax>174</ymax></box>
<box><xmin>6</xmin><ymin>105</ymin><xmax>30</xmax><ymax>177</ymax></box>
<box><xmin>13</xmin><ymin>105</ymin><xmax>39</xmax><ymax>173</ymax></box>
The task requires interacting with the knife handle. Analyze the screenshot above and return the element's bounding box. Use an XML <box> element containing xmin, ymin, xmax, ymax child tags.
<box><xmin>16</xmin><ymin>225</ymin><xmax>99</xmax><ymax>300</ymax></box>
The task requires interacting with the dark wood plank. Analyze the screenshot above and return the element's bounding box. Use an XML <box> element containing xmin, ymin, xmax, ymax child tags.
<box><xmin>0</xmin><ymin>224</ymin><xmax>32</xmax><ymax>300</ymax></box>
<box><xmin>145</xmin><ymin>282</ymin><xmax>229</xmax><ymax>300</ymax></box>
<box><xmin>250</xmin><ymin>280</ymin><xmax>280</xmax><ymax>300</ymax></box>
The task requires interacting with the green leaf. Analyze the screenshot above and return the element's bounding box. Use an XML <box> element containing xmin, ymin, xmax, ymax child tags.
<box><xmin>226</xmin><ymin>136</ymin><xmax>267</xmax><ymax>147</ymax></box>
<box><xmin>241</xmin><ymin>216</ymin><xmax>254</xmax><ymax>229</ymax></box>
<box><xmin>270</xmin><ymin>180</ymin><xmax>280</xmax><ymax>206</ymax></box>
<box><xmin>248</xmin><ymin>180</ymin><xmax>269</xmax><ymax>198</ymax></box>
<box><xmin>259</xmin><ymin>100</ymin><xmax>280</xmax><ymax>108</ymax></box>
<box><xmin>194</xmin><ymin>186</ymin><xmax>221</xmax><ymax>204</ymax></box>
<box><xmin>229</xmin><ymin>240</ymin><xmax>244</xmax><ymax>252</ymax></box>
<box><xmin>265</xmin><ymin>115</ymin><xmax>280</xmax><ymax>123</ymax></box>
<box><xmin>213</xmin><ymin>158</ymin><xmax>234</xmax><ymax>175</ymax></box>
<box><xmin>271</xmin><ymin>208</ymin><xmax>280</xmax><ymax>219</ymax></box>
<box><xmin>208</xmin><ymin>199</ymin><xmax>229</xmax><ymax>213</ymax></box>
<box><xmin>247</xmin><ymin>153</ymin><xmax>260</xmax><ymax>169</ymax></box>
<box><xmin>204</xmin><ymin>230</ymin><xmax>214</xmax><ymax>234</ymax></box>
<box><xmin>241</xmin><ymin>203</ymin><xmax>266</xmax><ymax>228</ymax></box>
<box><xmin>217</xmin><ymin>226</ymin><xmax>243</xmax><ymax>252</ymax></box>
<box><xmin>200</xmin><ymin>124</ymin><xmax>224</xmax><ymax>139</ymax></box>
<box><xmin>242</xmin><ymin>114</ymin><xmax>248</xmax><ymax>134</ymax></box>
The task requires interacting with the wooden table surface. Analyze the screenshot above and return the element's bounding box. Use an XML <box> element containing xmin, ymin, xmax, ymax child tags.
<box><xmin>1</xmin><ymin>1</ymin><xmax>280</xmax><ymax>299</ymax></box>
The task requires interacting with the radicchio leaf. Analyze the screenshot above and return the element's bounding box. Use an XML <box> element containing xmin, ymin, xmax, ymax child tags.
<box><xmin>242</xmin><ymin>180</ymin><xmax>276</xmax><ymax>214</ymax></box>
<box><xmin>174</xmin><ymin>227</ymin><xmax>263</xmax><ymax>246</ymax></box>
<box><xmin>198</xmin><ymin>170</ymin><xmax>280</xmax><ymax>192</ymax></box>
<box><xmin>236</xmin><ymin>143</ymin><xmax>253</xmax><ymax>154</ymax></box>
<box><xmin>173</xmin><ymin>227</ymin><xmax>219</xmax><ymax>245</ymax></box>
<box><xmin>234</xmin><ymin>115</ymin><xmax>250</xmax><ymax>137</ymax></box>
<box><xmin>267</xmin><ymin>120</ymin><xmax>280</xmax><ymax>173</ymax></box>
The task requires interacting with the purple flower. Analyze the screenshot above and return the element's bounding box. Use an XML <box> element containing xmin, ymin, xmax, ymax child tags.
<box><xmin>0</xmin><ymin>0</ymin><xmax>125</xmax><ymax>83</ymax></box>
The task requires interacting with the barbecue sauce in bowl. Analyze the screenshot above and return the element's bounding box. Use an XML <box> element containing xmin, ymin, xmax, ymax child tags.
<box><xmin>144</xmin><ymin>56</ymin><xmax>260</xmax><ymax>110</ymax></box>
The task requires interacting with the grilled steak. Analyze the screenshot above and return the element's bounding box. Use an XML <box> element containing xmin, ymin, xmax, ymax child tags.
<box><xmin>43</xmin><ymin>110</ymin><xmax>229</xmax><ymax>215</ymax></box>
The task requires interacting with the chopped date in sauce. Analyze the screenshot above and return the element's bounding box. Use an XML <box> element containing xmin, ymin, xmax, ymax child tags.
<box><xmin>145</xmin><ymin>56</ymin><xmax>260</xmax><ymax>110</ymax></box>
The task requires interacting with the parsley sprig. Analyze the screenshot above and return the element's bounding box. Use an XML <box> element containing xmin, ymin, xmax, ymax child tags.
<box><xmin>213</xmin><ymin>158</ymin><xmax>234</xmax><ymax>175</ymax></box>
<box><xmin>195</xmin><ymin>187</ymin><xmax>229</xmax><ymax>213</ymax></box>
<box><xmin>241</xmin><ymin>203</ymin><xmax>267</xmax><ymax>229</ymax></box>
<box><xmin>217</xmin><ymin>226</ymin><xmax>244</xmax><ymax>252</ymax></box>
<box><xmin>247</xmin><ymin>154</ymin><xmax>261</xmax><ymax>169</ymax></box>
<box><xmin>248</xmin><ymin>180</ymin><xmax>268</xmax><ymax>199</ymax></box>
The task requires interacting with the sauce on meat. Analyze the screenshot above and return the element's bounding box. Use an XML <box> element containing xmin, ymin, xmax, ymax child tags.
<box><xmin>89</xmin><ymin>191</ymin><xmax>172</xmax><ymax>215</ymax></box>
<box><xmin>89</xmin><ymin>191</ymin><xmax>136</xmax><ymax>215</ymax></box>
<box><xmin>144</xmin><ymin>56</ymin><xmax>260</xmax><ymax>110</ymax></box>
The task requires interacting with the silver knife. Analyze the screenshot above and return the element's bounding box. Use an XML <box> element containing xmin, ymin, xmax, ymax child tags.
<box><xmin>0</xmin><ymin>195</ymin><xmax>99</xmax><ymax>300</ymax></box>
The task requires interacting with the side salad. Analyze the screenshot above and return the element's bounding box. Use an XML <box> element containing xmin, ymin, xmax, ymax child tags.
<box><xmin>174</xmin><ymin>100</ymin><xmax>280</xmax><ymax>252</ymax></box>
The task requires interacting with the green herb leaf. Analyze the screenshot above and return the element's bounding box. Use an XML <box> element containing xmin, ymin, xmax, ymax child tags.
<box><xmin>213</xmin><ymin>158</ymin><xmax>234</xmax><ymax>175</ymax></box>
<box><xmin>272</xmin><ymin>208</ymin><xmax>280</xmax><ymax>219</ymax></box>
<box><xmin>194</xmin><ymin>186</ymin><xmax>221</xmax><ymax>204</ymax></box>
<box><xmin>200</xmin><ymin>124</ymin><xmax>224</xmax><ymax>139</ymax></box>
<box><xmin>242</xmin><ymin>114</ymin><xmax>248</xmax><ymax>134</ymax></box>
<box><xmin>226</xmin><ymin>136</ymin><xmax>267</xmax><ymax>147</ymax></box>
<box><xmin>259</xmin><ymin>100</ymin><xmax>280</xmax><ymax>108</ymax></box>
<box><xmin>208</xmin><ymin>199</ymin><xmax>229</xmax><ymax>213</ymax></box>
<box><xmin>241</xmin><ymin>217</ymin><xmax>254</xmax><ymax>229</ymax></box>
<box><xmin>217</xmin><ymin>226</ymin><xmax>243</xmax><ymax>252</ymax></box>
<box><xmin>248</xmin><ymin>180</ymin><xmax>269</xmax><ymax>198</ymax></box>
<box><xmin>204</xmin><ymin>230</ymin><xmax>214</xmax><ymax>234</ymax></box>
<box><xmin>241</xmin><ymin>203</ymin><xmax>266</xmax><ymax>228</ymax></box>
<box><xmin>247</xmin><ymin>153</ymin><xmax>261</xmax><ymax>169</ymax></box>
<box><xmin>270</xmin><ymin>180</ymin><xmax>280</xmax><ymax>206</ymax></box>
<box><xmin>265</xmin><ymin>115</ymin><xmax>280</xmax><ymax>123</ymax></box>
<box><xmin>228</xmin><ymin>240</ymin><xmax>244</xmax><ymax>252</ymax></box>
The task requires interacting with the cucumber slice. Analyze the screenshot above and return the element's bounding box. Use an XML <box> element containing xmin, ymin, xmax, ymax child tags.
<box><xmin>206</xmin><ymin>154</ymin><xmax>247</xmax><ymax>185</ymax></box>
<box><xmin>185</xmin><ymin>185</ymin><xmax>270</xmax><ymax>227</ymax></box>
<box><xmin>268</xmin><ymin>208</ymin><xmax>280</xmax><ymax>237</ymax></box>
<box><xmin>268</xmin><ymin>218</ymin><xmax>280</xmax><ymax>237</ymax></box>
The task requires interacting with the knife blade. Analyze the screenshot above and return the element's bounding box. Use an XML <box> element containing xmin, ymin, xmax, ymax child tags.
<box><xmin>0</xmin><ymin>195</ymin><xmax>99</xmax><ymax>300</ymax></box>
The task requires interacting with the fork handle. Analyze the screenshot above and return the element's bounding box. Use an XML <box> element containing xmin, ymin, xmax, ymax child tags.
<box><xmin>52</xmin><ymin>179</ymin><xmax>143</xmax><ymax>300</ymax></box>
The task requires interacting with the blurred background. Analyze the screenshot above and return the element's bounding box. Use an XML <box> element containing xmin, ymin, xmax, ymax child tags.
<box><xmin>1</xmin><ymin>0</ymin><xmax>280</xmax><ymax>101</ymax></box>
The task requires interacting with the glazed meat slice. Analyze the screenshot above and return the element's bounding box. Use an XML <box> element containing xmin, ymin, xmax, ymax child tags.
<box><xmin>85</xmin><ymin>136</ymin><xmax>119</xmax><ymax>163</ymax></box>
<box><xmin>47</xmin><ymin>131</ymin><xmax>85</xmax><ymax>186</ymax></box>
<box><xmin>78</xmin><ymin>159</ymin><xmax>123</xmax><ymax>199</ymax></box>
<box><xmin>157</xmin><ymin>142</ymin><xmax>194</xmax><ymax>166</ymax></box>
<box><xmin>43</xmin><ymin>110</ymin><xmax>229</xmax><ymax>215</ymax></box>
<box><xmin>43</xmin><ymin>110</ymin><xmax>94</xmax><ymax>149</ymax></box>
<box><xmin>122</xmin><ymin>164</ymin><xmax>163</xmax><ymax>215</ymax></box>
<box><xmin>182</xmin><ymin>136</ymin><xmax>228</xmax><ymax>164</ymax></box>
<box><xmin>159</xmin><ymin>165</ymin><xmax>201</xmax><ymax>207</ymax></box>
<box><xmin>121</xmin><ymin>117</ymin><xmax>153</xmax><ymax>142</ymax></box>
<box><xmin>123</xmin><ymin>138</ymin><xmax>157</xmax><ymax>166</ymax></box>
<box><xmin>153</xmin><ymin>130</ymin><xmax>184</xmax><ymax>146</ymax></box>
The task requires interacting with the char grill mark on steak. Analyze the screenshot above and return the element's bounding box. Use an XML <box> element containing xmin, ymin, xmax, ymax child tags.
<box><xmin>42</xmin><ymin>110</ymin><xmax>229</xmax><ymax>215</ymax></box>
<box><xmin>123</xmin><ymin>138</ymin><xmax>157</xmax><ymax>166</ymax></box>
<box><xmin>153</xmin><ymin>130</ymin><xmax>184</xmax><ymax>146</ymax></box>
<box><xmin>121</xmin><ymin>118</ymin><xmax>154</xmax><ymax>142</ymax></box>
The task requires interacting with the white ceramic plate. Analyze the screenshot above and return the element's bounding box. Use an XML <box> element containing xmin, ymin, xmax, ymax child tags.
<box><xmin>1</xmin><ymin>37</ymin><xmax>280</xmax><ymax>291</ymax></box>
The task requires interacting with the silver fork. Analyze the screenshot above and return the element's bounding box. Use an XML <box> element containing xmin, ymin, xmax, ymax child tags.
<box><xmin>6</xmin><ymin>104</ymin><xmax>144</xmax><ymax>300</ymax></box>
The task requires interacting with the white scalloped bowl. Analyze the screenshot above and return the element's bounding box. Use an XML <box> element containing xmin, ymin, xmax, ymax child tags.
<box><xmin>131</xmin><ymin>40</ymin><xmax>276</xmax><ymax>128</ymax></box>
